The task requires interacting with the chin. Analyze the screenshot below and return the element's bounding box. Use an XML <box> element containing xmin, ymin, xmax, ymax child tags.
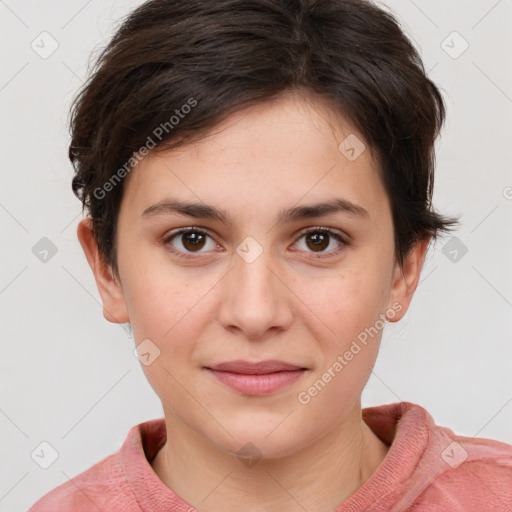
<box><xmin>205</xmin><ymin>420</ymin><xmax>314</xmax><ymax>463</ymax></box>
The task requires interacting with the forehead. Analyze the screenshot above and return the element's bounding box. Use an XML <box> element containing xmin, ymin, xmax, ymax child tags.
<box><xmin>119</xmin><ymin>92</ymin><xmax>390</xmax><ymax>225</ymax></box>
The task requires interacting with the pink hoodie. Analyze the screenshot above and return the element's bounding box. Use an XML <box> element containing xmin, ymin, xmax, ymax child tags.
<box><xmin>28</xmin><ymin>401</ymin><xmax>512</xmax><ymax>511</ymax></box>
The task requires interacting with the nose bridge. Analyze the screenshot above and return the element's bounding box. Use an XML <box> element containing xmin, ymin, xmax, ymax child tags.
<box><xmin>218</xmin><ymin>241</ymin><xmax>292</xmax><ymax>338</ymax></box>
<box><xmin>236</xmin><ymin>248</ymin><xmax>275</xmax><ymax>299</ymax></box>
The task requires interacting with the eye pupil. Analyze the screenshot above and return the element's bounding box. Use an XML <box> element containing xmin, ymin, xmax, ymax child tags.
<box><xmin>306</xmin><ymin>232</ymin><xmax>329</xmax><ymax>251</ymax></box>
<box><xmin>170</xmin><ymin>229</ymin><xmax>341</xmax><ymax>257</ymax></box>
<box><xmin>183</xmin><ymin>232</ymin><xmax>206</xmax><ymax>251</ymax></box>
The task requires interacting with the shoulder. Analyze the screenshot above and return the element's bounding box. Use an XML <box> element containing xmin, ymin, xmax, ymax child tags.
<box><xmin>27</xmin><ymin>451</ymin><xmax>138</xmax><ymax>512</ymax></box>
<box><xmin>359</xmin><ymin>402</ymin><xmax>512</xmax><ymax>511</ymax></box>
<box><xmin>27</xmin><ymin>419</ymin><xmax>167</xmax><ymax>512</ymax></box>
<box><xmin>397</xmin><ymin>402</ymin><xmax>512</xmax><ymax>510</ymax></box>
<box><xmin>414</xmin><ymin>429</ymin><xmax>512</xmax><ymax>510</ymax></box>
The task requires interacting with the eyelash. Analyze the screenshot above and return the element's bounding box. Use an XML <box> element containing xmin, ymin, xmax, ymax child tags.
<box><xmin>162</xmin><ymin>226</ymin><xmax>349</xmax><ymax>260</ymax></box>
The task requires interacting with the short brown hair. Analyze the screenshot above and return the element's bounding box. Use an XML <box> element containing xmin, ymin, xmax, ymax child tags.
<box><xmin>70</xmin><ymin>0</ymin><xmax>459</xmax><ymax>275</ymax></box>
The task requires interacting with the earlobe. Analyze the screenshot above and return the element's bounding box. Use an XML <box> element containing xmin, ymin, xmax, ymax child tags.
<box><xmin>76</xmin><ymin>217</ymin><xmax>130</xmax><ymax>324</ymax></box>
<box><xmin>387</xmin><ymin>237</ymin><xmax>431</xmax><ymax>322</ymax></box>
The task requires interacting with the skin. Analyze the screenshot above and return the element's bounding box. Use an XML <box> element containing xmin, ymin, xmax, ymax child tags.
<box><xmin>78</xmin><ymin>90</ymin><xmax>430</xmax><ymax>511</ymax></box>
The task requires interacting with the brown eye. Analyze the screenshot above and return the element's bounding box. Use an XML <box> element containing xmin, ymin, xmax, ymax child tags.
<box><xmin>181</xmin><ymin>231</ymin><xmax>206</xmax><ymax>251</ymax></box>
<box><xmin>164</xmin><ymin>228</ymin><xmax>218</xmax><ymax>258</ymax></box>
<box><xmin>305</xmin><ymin>232</ymin><xmax>330</xmax><ymax>252</ymax></box>
<box><xmin>294</xmin><ymin>227</ymin><xmax>347</xmax><ymax>257</ymax></box>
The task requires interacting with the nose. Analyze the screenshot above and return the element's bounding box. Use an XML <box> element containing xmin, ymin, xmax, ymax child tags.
<box><xmin>217</xmin><ymin>247</ymin><xmax>294</xmax><ymax>340</ymax></box>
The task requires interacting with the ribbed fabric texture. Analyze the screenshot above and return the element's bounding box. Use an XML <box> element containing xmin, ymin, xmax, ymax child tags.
<box><xmin>28</xmin><ymin>401</ymin><xmax>512</xmax><ymax>511</ymax></box>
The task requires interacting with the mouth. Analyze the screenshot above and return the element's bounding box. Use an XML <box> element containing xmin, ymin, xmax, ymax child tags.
<box><xmin>204</xmin><ymin>360</ymin><xmax>308</xmax><ymax>395</ymax></box>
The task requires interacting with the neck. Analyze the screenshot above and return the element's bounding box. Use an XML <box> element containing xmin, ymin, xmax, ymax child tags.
<box><xmin>151</xmin><ymin>404</ymin><xmax>390</xmax><ymax>511</ymax></box>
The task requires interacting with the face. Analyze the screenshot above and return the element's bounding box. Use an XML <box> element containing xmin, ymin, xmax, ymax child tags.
<box><xmin>80</xmin><ymin>91</ymin><xmax>427</xmax><ymax>459</ymax></box>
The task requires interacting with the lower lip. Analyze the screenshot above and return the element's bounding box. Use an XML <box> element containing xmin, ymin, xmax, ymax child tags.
<box><xmin>206</xmin><ymin>369</ymin><xmax>306</xmax><ymax>395</ymax></box>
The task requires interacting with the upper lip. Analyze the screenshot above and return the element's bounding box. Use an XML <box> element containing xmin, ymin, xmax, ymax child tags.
<box><xmin>206</xmin><ymin>360</ymin><xmax>306</xmax><ymax>375</ymax></box>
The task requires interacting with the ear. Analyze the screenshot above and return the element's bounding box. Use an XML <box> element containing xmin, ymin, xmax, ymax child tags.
<box><xmin>77</xmin><ymin>217</ymin><xmax>130</xmax><ymax>324</ymax></box>
<box><xmin>386</xmin><ymin>237</ymin><xmax>431</xmax><ymax>322</ymax></box>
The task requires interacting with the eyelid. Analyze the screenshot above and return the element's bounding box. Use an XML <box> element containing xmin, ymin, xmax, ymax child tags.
<box><xmin>163</xmin><ymin>225</ymin><xmax>349</xmax><ymax>259</ymax></box>
<box><xmin>162</xmin><ymin>226</ymin><xmax>219</xmax><ymax>260</ymax></box>
<box><xmin>291</xmin><ymin>226</ymin><xmax>349</xmax><ymax>258</ymax></box>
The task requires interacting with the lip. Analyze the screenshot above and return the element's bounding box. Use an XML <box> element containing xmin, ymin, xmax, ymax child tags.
<box><xmin>205</xmin><ymin>360</ymin><xmax>307</xmax><ymax>395</ymax></box>
<box><xmin>208</xmin><ymin>360</ymin><xmax>305</xmax><ymax>374</ymax></box>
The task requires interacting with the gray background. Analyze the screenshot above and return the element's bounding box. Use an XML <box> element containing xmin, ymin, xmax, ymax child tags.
<box><xmin>1</xmin><ymin>0</ymin><xmax>511</xmax><ymax>510</ymax></box>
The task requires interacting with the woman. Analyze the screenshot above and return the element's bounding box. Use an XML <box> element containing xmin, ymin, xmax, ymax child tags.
<box><xmin>29</xmin><ymin>0</ymin><xmax>512</xmax><ymax>510</ymax></box>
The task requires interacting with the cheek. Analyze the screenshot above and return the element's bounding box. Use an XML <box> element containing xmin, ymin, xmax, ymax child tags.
<box><xmin>121</xmin><ymin>272</ymin><xmax>190</xmax><ymax>364</ymax></box>
<box><xmin>118</xmin><ymin>241</ymin><xmax>198</xmax><ymax>337</ymax></box>
<box><xmin>124</xmin><ymin>273</ymin><xmax>210</xmax><ymax>410</ymax></box>
<box><xmin>295</xmin><ymin>262</ymin><xmax>390</xmax><ymax>342</ymax></box>
<box><xmin>123</xmin><ymin>259</ymin><xmax>222</xmax><ymax>373</ymax></box>
<box><xmin>294</xmin><ymin>272</ymin><xmax>384</xmax><ymax>416</ymax></box>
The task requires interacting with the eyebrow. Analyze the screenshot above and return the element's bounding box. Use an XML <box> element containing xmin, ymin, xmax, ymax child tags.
<box><xmin>141</xmin><ymin>198</ymin><xmax>369</xmax><ymax>225</ymax></box>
